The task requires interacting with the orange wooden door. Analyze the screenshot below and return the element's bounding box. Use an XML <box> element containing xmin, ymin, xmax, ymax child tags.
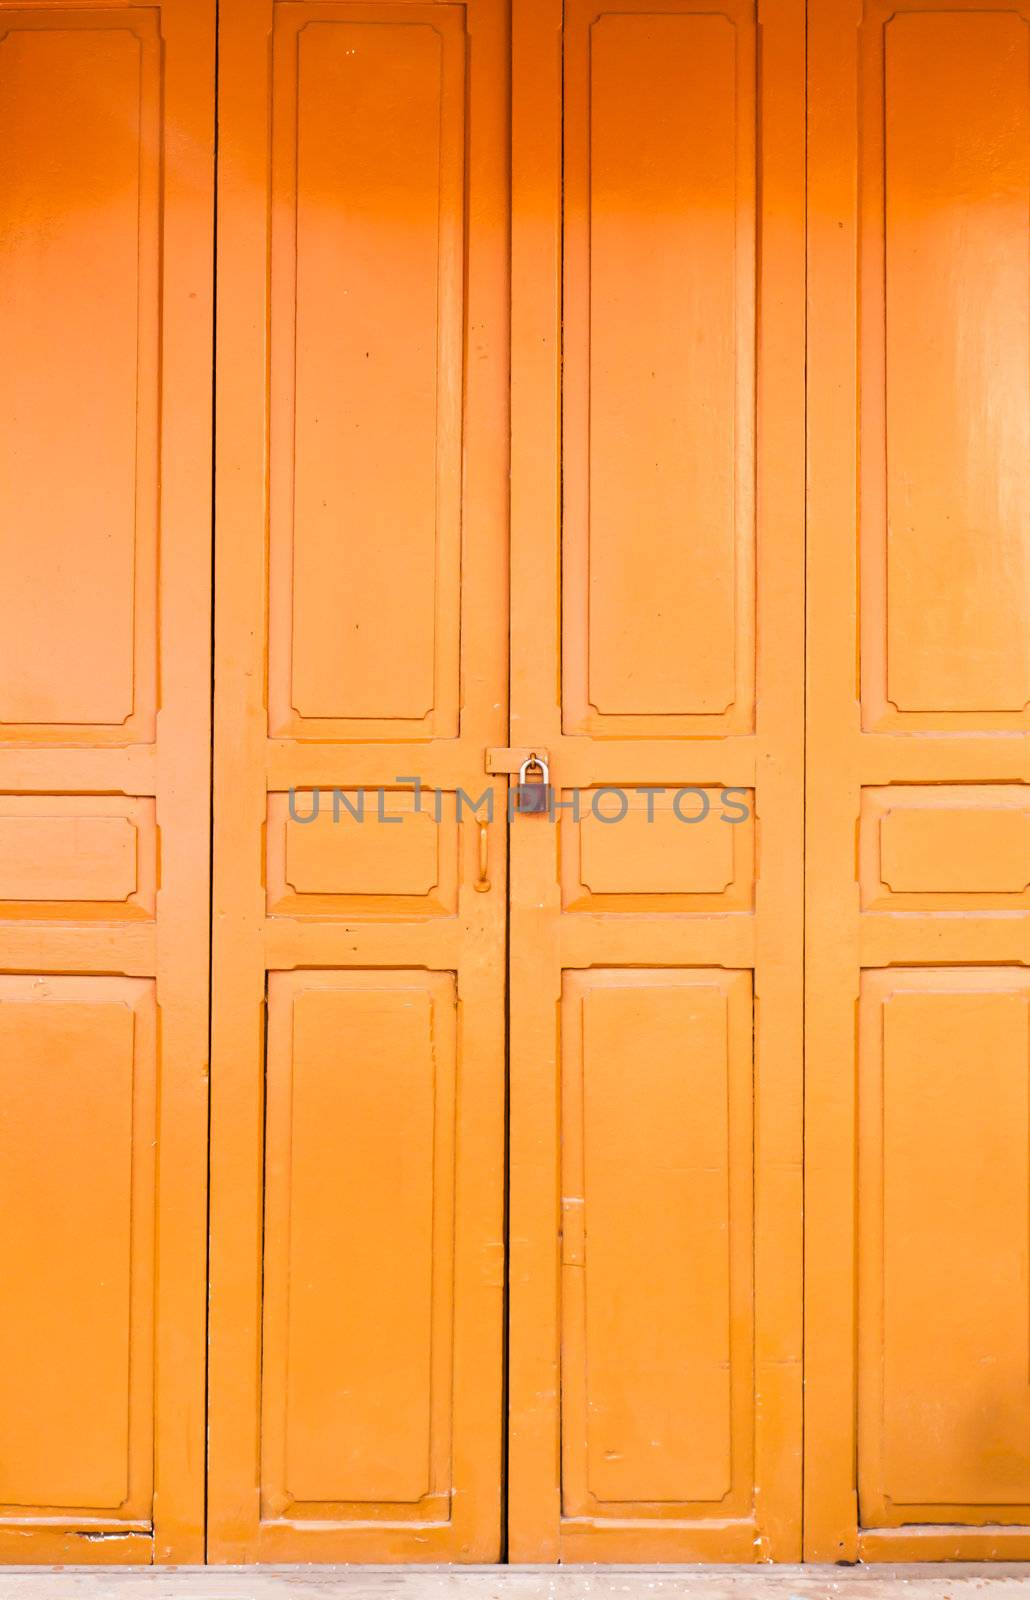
<box><xmin>506</xmin><ymin>0</ymin><xmax>806</xmax><ymax>1561</ymax></box>
<box><xmin>208</xmin><ymin>0</ymin><xmax>509</xmax><ymax>1561</ymax></box>
<box><xmin>0</xmin><ymin>0</ymin><xmax>214</xmax><ymax>1563</ymax></box>
<box><xmin>806</xmin><ymin>0</ymin><xmax>1030</xmax><ymax>1562</ymax></box>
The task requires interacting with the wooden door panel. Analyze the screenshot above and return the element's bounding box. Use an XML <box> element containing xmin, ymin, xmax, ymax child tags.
<box><xmin>858</xmin><ymin>972</ymin><xmax>1030</xmax><ymax>1525</ymax></box>
<box><xmin>210</xmin><ymin>0</ymin><xmax>508</xmax><ymax>1561</ymax></box>
<box><xmin>559</xmin><ymin>970</ymin><xmax>754</xmax><ymax>1521</ymax></box>
<box><xmin>0</xmin><ymin>798</ymin><xmax>156</xmax><ymax>917</ymax></box>
<box><xmin>859</xmin><ymin>8</ymin><xmax>1030</xmax><ymax>731</ymax></box>
<box><xmin>560</xmin><ymin>5</ymin><xmax>755</xmax><ymax>737</ymax></box>
<box><xmin>508</xmin><ymin>0</ymin><xmax>805</xmax><ymax>1561</ymax></box>
<box><xmin>806</xmin><ymin>0</ymin><xmax>1030</xmax><ymax>1561</ymax></box>
<box><xmin>0</xmin><ymin>11</ymin><xmax>158</xmax><ymax>741</ymax></box>
<box><xmin>266</xmin><ymin>3</ymin><xmax>466</xmax><ymax>741</ymax></box>
<box><xmin>558</xmin><ymin>787</ymin><xmax>756</xmax><ymax>914</ymax></box>
<box><xmin>0</xmin><ymin>981</ymin><xmax>155</xmax><ymax>1522</ymax></box>
<box><xmin>261</xmin><ymin>972</ymin><xmax>458</xmax><ymax>1523</ymax></box>
<box><xmin>859</xmin><ymin>788</ymin><xmax>1030</xmax><ymax>909</ymax></box>
<box><xmin>0</xmin><ymin>0</ymin><xmax>214</xmax><ymax>1564</ymax></box>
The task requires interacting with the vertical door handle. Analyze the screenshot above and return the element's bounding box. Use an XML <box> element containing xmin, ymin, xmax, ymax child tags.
<box><xmin>474</xmin><ymin>821</ymin><xmax>491</xmax><ymax>893</ymax></box>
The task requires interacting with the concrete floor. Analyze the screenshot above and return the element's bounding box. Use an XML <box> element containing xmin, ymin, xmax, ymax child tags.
<box><xmin>2</xmin><ymin>1569</ymin><xmax>1030</xmax><ymax>1600</ymax></box>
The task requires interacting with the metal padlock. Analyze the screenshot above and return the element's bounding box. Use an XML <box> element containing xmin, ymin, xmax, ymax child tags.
<box><xmin>516</xmin><ymin>753</ymin><xmax>550</xmax><ymax>815</ymax></box>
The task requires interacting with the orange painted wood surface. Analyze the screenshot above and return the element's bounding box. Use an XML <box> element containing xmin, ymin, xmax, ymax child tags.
<box><xmin>506</xmin><ymin>0</ymin><xmax>805</xmax><ymax>1561</ymax></box>
<box><xmin>805</xmin><ymin>0</ymin><xmax>1030</xmax><ymax>1563</ymax></box>
<box><xmin>208</xmin><ymin>0</ymin><xmax>509</xmax><ymax>1561</ymax></box>
<box><xmin>0</xmin><ymin>0</ymin><xmax>1027</xmax><ymax>1568</ymax></box>
<box><xmin>0</xmin><ymin>0</ymin><xmax>215</xmax><ymax>1563</ymax></box>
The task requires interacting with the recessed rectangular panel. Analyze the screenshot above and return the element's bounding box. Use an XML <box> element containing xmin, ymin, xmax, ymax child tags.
<box><xmin>560</xmin><ymin>787</ymin><xmax>754</xmax><ymax>912</ymax></box>
<box><xmin>562</xmin><ymin>2</ymin><xmax>755</xmax><ymax>735</ymax></box>
<box><xmin>862</xmin><ymin>10</ymin><xmax>1030</xmax><ymax>727</ymax></box>
<box><xmin>860</xmin><ymin>786</ymin><xmax>1030</xmax><ymax>909</ymax></box>
<box><xmin>266</xmin><ymin>790</ymin><xmax>457</xmax><ymax>916</ymax></box>
<box><xmin>0</xmin><ymin>13</ymin><xmax>158</xmax><ymax>739</ymax></box>
<box><xmin>267</xmin><ymin>5</ymin><xmax>465</xmax><ymax>738</ymax></box>
<box><xmin>859</xmin><ymin>970</ymin><xmax>1030</xmax><ymax>1525</ymax></box>
<box><xmin>0</xmin><ymin>798</ymin><xmax>155</xmax><ymax>918</ymax></box>
<box><xmin>261</xmin><ymin>970</ymin><xmax>456</xmax><ymax>1522</ymax></box>
<box><xmin>0</xmin><ymin>977</ymin><xmax>155</xmax><ymax>1519</ymax></box>
<box><xmin>560</xmin><ymin>969</ymin><xmax>754</xmax><ymax>1518</ymax></box>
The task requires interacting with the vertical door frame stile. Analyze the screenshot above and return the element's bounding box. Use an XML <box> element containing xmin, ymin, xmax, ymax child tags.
<box><xmin>803</xmin><ymin>0</ymin><xmax>859</xmax><ymax>1559</ymax></box>
<box><xmin>750</xmin><ymin>0</ymin><xmax>808</xmax><ymax>1558</ymax></box>
<box><xmin>208</xmin><ymin>0</ymin><xmax>275</xmax><ymax>1557</ymax></box>
<box><xmin>153</xmin><ymin>0</ymin><xmax>219</xmax><ymax>1559</ymax></box>
<box><xmin>508</xmin><ymin>0</ymin><xmax>564</xmax><ymax>1559</ymax></box>
<box><xmin>203</xmin><ymin>0</ymin><xmax>220</xmax><ymax>1556</ymax></box>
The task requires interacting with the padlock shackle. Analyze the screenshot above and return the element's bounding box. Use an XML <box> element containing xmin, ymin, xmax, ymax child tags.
<box><xmin>517</xmin><ymin>752</ymin><xmax>550</xmax><ymax>785</ymax></box>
